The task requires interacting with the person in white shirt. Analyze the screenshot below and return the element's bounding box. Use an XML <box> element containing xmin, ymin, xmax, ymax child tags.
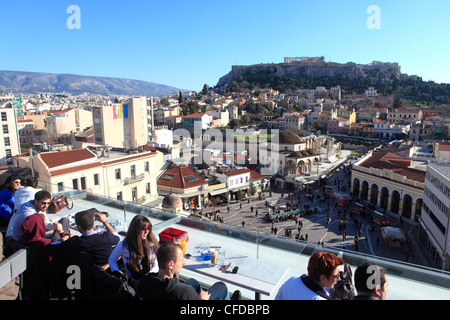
<box><xmin>275</xmin><ymin>252</ymin><xmax>345</xmax><ymax>300</ymax></box>
<box><xmin>108</xmin><ymin>214</ymin><xmax>159</xmax><ymax>280</ymax></box>
<box><xmin>13</xmin><ymin>177</ymin><xmax>40</xmax><ymax>213</ymax></box>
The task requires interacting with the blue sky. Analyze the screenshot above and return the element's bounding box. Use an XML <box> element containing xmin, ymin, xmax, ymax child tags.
<box><xmin>1</xmin><ymin>0</ymin><xmax>449</xmax><ymax>92</ymax></box>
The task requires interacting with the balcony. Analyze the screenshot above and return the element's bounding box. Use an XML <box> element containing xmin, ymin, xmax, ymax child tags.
<box><xmin>31</xmin><ymin>184</ymin><xmax>450</xmax><ymax>300</ymax></box>
<box><xmin>123</xmin><ymin>173</ymin><xmax>144</xmax><ymax>186</ymax></box>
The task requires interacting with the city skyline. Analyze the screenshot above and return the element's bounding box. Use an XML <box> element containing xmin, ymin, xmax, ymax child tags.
<box><xmin>1</xmin><ymin>0</ymin><xmax>449</xmax><ymax>92</ymax></box>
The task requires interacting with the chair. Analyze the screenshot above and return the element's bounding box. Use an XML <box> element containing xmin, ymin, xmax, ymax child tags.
<box><xmin>71</xmin><ymin>251</ymin><xmax>134</xmax><ymax>300</ymax></box>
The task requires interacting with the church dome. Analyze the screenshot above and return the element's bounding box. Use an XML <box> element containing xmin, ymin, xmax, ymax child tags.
<box><xmin>162</xmin><ymin>193</ymin><xmax>182</xmax><ymax>209</ymax></box>
<box><xmin>275</xmin><ymin>131</ymin><xmax>304</xmax><ymax>144</ymax></box>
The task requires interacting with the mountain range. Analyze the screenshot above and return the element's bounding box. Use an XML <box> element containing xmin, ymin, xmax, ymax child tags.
<box><xmin>0</xmin><ymin>70</ymin><xmax>185</xmax><ymax>97</ymax></box>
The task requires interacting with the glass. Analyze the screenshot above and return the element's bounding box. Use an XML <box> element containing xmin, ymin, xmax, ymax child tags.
<box><xmin>210</xmin><ymin>249</ymin><xmax>218</xmax><ymax>264</ymax></box>
<box><xmin>218</xmin><ymin>249</ymin><xmax>226</xmax><ymax>265</ymax></box>
<box><xmin>175</xmin><ymin>236</ymin><xmax>186</xmax><ymax>254</ymax></box>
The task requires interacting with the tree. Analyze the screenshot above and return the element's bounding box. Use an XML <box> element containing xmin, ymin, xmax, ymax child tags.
<box><xmin>228</xmin><ymin>119</ymin><xmax>239</xmax><ymax>128</ymax></box>
<box><xmin>201</xmin><ymin>84</ymin><xmax>209</xmax><ymax>95</ymax></box>
<box><xmin>249</xmin><ymin>182</ymin><xmax>257</xmax><ymax>196</ymax></box>
<box><xmin>393</xmin><ymin>97</ymin><xmax>403</xmax><ymax>109</ymax></box>
<box><xmin>178</xmin><ymin>91</ymin><xmax>184</xmax><ymax>104</ymax></box>
<box><xmin>160</xmin><ymin>97</ymin><xmax>170</xmax><ymax>107</ymax></box>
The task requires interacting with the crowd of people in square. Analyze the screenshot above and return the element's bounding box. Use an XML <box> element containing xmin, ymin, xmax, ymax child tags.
<box><xmin>0</xmin><ymin>174</ymin><xmax>388</xmax><ymax>301</ymax></box>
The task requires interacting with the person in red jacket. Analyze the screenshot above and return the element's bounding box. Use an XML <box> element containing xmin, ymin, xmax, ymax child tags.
<box><xmin>19</xmin><ymin>191</ymin><xmax>68</xmax><ymax>246</ymax></box>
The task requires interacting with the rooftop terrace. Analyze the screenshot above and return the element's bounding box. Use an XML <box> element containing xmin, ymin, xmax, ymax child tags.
<box><xmin>44</xmin><ymin>183</ymin><xmax>450</xmax><ymax>300</ymax></box>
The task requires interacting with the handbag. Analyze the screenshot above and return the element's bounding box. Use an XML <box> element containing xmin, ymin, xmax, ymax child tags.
<box><xmin>48</xmin><ymin>195</ymin><xmax>74</xmax><ymax>214</ymax></box>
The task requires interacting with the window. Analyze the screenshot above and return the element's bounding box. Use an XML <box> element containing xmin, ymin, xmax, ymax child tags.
<box><xmin>57</xmin><ymin>182</ymin><xmax>64</xmax><ymax>192</ymax></box>
<box><xmin>130</xmin><ymin>165</ymin><xmax>136</xmax><ymax>178</ymax></box>
<box><xmin>1</xmin><ymin>112</ymin><xmax>7</xmax><ymax>121</ymax></box>
<box><xmin>132</xmin><ymin>187</ymin><xmax>137</xmax><ymax>202</ymax></box>
<box><xmin>115</xmin><ymin>168</ymin><xmax>121</xmax><ymax>180</ymax></box>
<box><xmin>184</xmin><ymin>176</ymin><xmax>199</xmax><ymax>182</ymax></box>
<box><xmin>117</xmin><ymin>191</ymin><xmax>122</xmax><ymax>201</ymax></box>
<box><xmin>5</xmin><ymin>149</ymin><xmax>11</xmax><ymax>158</ymax></box>
<box><xmin>4</xmin><ymin>137</ymin><xmax>10</xmax><ymax>146</ymax></box>
<box><xmin>2</xmin><ymin>125</ymin><xmax>8</xmax><ymax>134</ymax></box>
<box><xmin>144</xmin><ymin>161</ymin><xmax>149</xmax><ymax>173</ymax></box>
<box><xmin>80</xmin><ymin>177</ymin><xmax>86</xmax><ymax>190</ymax></box>
<box><xmin>72</xmin><ymin>179</ymin><xmax>79</xmax><ymax>190</ymax></box>
<box><xmin>146</xmin><ymin>183</ymin><xmax>151</xmax><ymax>194</ymax></box>
<box><xmin>94</xmin><ymin>173</ymin><xmax>99</xmax><ymax>186</ymax></box>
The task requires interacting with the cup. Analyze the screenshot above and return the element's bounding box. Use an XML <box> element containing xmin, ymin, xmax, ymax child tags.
<box><xmin>174</xmin><ymin>237</ymin><xmax>186</xmax><ymax>254</ymax></box>
<box><xmin>210</xmin><ymin>250</ymin><xmax>218</xmax><ymax>264</ymax></box>
<box><xmin>218</xmin><ymin>249</ymin><xmax>226</xmax><ymax>265</ymax></box>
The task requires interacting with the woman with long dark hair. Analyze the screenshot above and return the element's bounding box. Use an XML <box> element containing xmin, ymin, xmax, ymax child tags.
<box><xmin>0</xmin><ymin>174</ymin><xmax>23</xmax><ymax>228</ymax></box>
<box><xmin>108</xmin><ymin>214</ymin><xmax>159</xmax><ymax>280</ymax></box>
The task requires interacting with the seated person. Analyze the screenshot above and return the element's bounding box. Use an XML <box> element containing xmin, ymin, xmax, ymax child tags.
<box><xmin>275</xmin><ymin>252</ymin><xmax>345</xmax><ymax>300</ymax></box>
<box><xmin>137</xmin><ymin>242</ymin><xmax>231</xmax><ymax>300</ymax></box>
<box><xmin>47</xmin><ymin>208</ymin><xmax>120</xmax><ymax>266</ymax></box>
<box><xmin>353</xmin><ymin>262</ymin><xmax>389</xmax><ymax>300</ymax></box>
<box><xmin>13</xmin><ymin>177</ymin><xmax>40</xmax><ymax>213</ymax></box>
<box><xmin>7</xmin><ymin>190</ymin><xmax>64</xmax><ymax>243</ymax></box>
<box><xmin>0</xmin><ymin>175</ymin><xmax>23</xmax><ymax>228</ymax></box>
<box><xmin>108</xmin><ymin>214</ymin><xmax>159</xmax><ymax>280</ymax></box>
<box><xmin>18</xmin><ymin>191</ymin><xmax>69</xmax><ymax>247</ymax></box>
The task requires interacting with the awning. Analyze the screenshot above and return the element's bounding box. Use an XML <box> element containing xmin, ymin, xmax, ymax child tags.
<box><xmin>207</xmin><ymin>188</ymin><xmax>228</xmax><ymax>196</ymax></box>
<box><xmin>332</xmin><ymin>192</ymin><xmax>352</xmax><ymax>200</ymax></box>
<box><xmin>381</xmin><ymin>227</ymin><xmax>407</xmax><ymax>242</ymax></box>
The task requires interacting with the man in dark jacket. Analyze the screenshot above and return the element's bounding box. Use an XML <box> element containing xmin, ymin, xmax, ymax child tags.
<box><xmin>47</xmin><ymin>208</ymin><xmax>119</xmax><ymax>266</ymax></box>
<box><xmin>137</xmin><ymin>242</ymin><xmax>229</xmax><ymax>300</ymax></box>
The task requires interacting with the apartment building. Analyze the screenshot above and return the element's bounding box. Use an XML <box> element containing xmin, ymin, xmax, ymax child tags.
<box><xmin>46</xmin><ymin>108</ymin><xmax>93</xmax><ymax>136</ymax></box>
<box><xmin>15</xmin><ymin>147</ymin><xmax>164</xmax><ymax>204</ymax></box>
<box><xmin>182</xmin><ymin>113</ymin><xmax>213</xmax><ymax>131</ymax></box>
<box><xmin>93</xmin><ymin>97</ymin><xmax>154</xmax><ymax>149</ymax></box>
<box><xmin>420</xmin><ymin>162</ymin><xmax>450</xmax><ymax>270</ymax></box>
<box><xmin>387</xmin><ymin>107</ymin><xmax>423</xmax><ymax>124</ymax></box>
<box><xmin>17</xmin><ymin>119</ymin><xmax>34</xmax><ymax>144</ymax></box>
<box><xmin>373</xmin><ymin>119</ymin><xmax>410</xmax><ymax>139</ymax></box>
<box><xmin>283</xmin><ymin>114</ymin><xmax>306</xmax><ymax>131</ymax></box>
<box><xmin>99</xmin><ymin>148</ymin><xmax>163</xmax><ymax>204</ymax></box>
<box><xmin>154</xmin><ymin>106</ymin><xmax>180</xmax><ymax>125</ymax></box>
<box><xmin>327</xmin><ymin>118</ymin><xmax>349</xmax><ymax>134</ymax></box>
<box><xmin>213</xmin><ymin>167</ymin><xmax>251</xmax><ymax>200</ymax></box>
<box><xmin>0</xmin><ymin>107</ymin><xmax>21</xmax><ymax>166</ymax></box>
<box><xmin>364</xmin><ymin>87</ymin><xmax>377</xmax><ymax>97</ymax></box>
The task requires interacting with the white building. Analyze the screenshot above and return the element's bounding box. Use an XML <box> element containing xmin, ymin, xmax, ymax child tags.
<box><xmin>0</xmin><ymin>107</ymin><xmax>21</xmax><ymax>166</ymax></box>
<box><xmin>15</xmin><ymin>147</ymin><xmax>164</xmax><ymax>204</ymax></box>
<box><xmin>213</xmin><ymin>167</ymin><xmax>250</xmax><ymax>200</ymax></box>
<box><xmin>207</xmin><ymin>109</ymin><xmax>229</xmax><ymax>127</ymax></box>
<box><xmin>364</xmin><ymin>87</ymin><xmax>377</xmax><ymax>97</ymax></box>
<box><xmin>421</xmin><ymin>162</ymin><xmax>450</xmax><ymax>270</ymax></box>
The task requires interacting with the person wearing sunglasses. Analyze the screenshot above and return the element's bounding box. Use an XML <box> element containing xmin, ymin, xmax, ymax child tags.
<box><xmin>108</xmin><ymin>214</ymin><xmax>159</xmax><ymax>287</ymax></box>
<box><xmin>276</xmin><ymin>252</ymin><xmax>345</xmax><ymax>300</ymax></box>
<box><xmin>0</xmin><ymin>174</ymin><xmax>23</xmax><ymax>228</ymax></box>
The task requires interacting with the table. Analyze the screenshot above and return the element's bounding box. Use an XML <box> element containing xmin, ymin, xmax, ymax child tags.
<box><xmin>183</xmin><ymin>243</ymin><xmax>289</xmax><ymax>300</ymax></box>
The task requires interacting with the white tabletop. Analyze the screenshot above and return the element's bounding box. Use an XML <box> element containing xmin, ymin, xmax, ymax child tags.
<box><xmin>183</xmin><ymin>239</ymin><xmax>289</xmax><ymax>297</ymax></box>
